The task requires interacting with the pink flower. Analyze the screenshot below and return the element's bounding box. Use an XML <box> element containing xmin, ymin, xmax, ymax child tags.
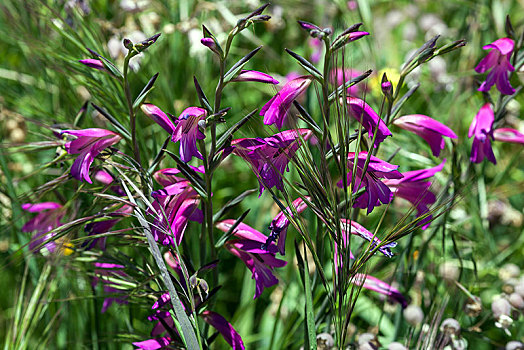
<box><xmin>494</xmin><ymin>128</ymin><xmax>524</xmax><ymax>144</ymax></box>
<box><xmin>384</xmin><ymin>160</ymin><xmax>446</xmax><ymax>229</ymax></box>
<box><xmin>79</xmin><ymin>59</ymin><xmax>104</xmax><ymax>70</ymax></box>
<box><xmin>352</xmin><ymin>274</ymin><xmax>407</xmax><ymax>308</ymax></box>
<box><xmin>393</xmin><ymin>114</ymin><xmax>457</xmax><ymax>157</ymax></box>
<box><xmin>171</xmin><ymin>107</ymin><xmax>208</xmax><ymax>162</ymax></box>
<box><xmin>346</xmin><ymin>97</ymin><xmax>392</xmax><ymax>147</ymax></box>
<box><xmin>468</xmin><ymin>103</ymin><xmax>496</xmax><ymax>164</ymax></box>
<box><xmin>260</xmin><ymin>75</ymin><xmax>312</xmax><ymax>130</ymax></box>
<box><xmin>61</xmin><ymin>128</ymin><xmax>122</xmax><ymax>183</ymax></box>
<box><xmin>475</xmin><ymin>38</ymin><xmax>515</xmax><ymax>95</ymax></box>
<box><xmin>141</xmin><ymin>104</ymin><xmax>176</xmax><ymax>134</ymax></box>
<box><xmin>337</xmin><ymin>152</ymin><xmax>403</xmax><ymax>214</ymax></box>
<box><xmin>22</xmin><ymin>202</ymin><xmax>64</xmax><ymax>254</ymax></box>
<box><xmin>216</xmin><ymin>220</ymin><xmax>287</xmax><ymax>299</ymax></box>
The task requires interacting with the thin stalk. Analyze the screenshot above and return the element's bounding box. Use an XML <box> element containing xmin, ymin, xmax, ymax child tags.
<box><xmin>123</xmin><ymin>55</ymin><xmax>141</xmax><ymax>166</ymax></box>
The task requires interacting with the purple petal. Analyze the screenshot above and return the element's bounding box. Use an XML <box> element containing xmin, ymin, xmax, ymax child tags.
<box><xmin>141</xmin><ymin>104</ymin><xmax>176</xmax><ymax>134</ymax></box>
<box><xmin>353</xmin><ymin>273</ymin><xmax>407</xmax><ymax>308</ymax></box>
<box><xmin>79</xmin><ymin>59</ymin><xmax>105</xmax><ymax>70</ymax></box>
<box><xmin>21</xmin><ymin>202</ymin><xmax>62</xmax><ymax>212</ymax></box>
<box><xmin>494</xmin><ymin>128</ymin><xmax>524</xmax><ymax>144</ymax></box>
<box><xmin>232</xmin><ymin>70</ymin><xmax>279</xmax><ymax>84</ymax></box>
<box><xmin>201</xmin><ymin>311</ymin><xmax>245</xmax><ymax>350</ymax></box>
<box><xmin>346</xmin><ymin>97</ymin><xmax>392</xmax><ymax>147</ymax></box>
<box><xmin>133</xmin><ymin>337</ymin><xmax>172</xmax><ymax>350</ymax></box>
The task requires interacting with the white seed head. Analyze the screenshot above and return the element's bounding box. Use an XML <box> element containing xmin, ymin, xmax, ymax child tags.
<box><xmin>358</xmin><ymin>333</ymin><xmax>375</xmax><ymax>346</ymax></box>
<box><xmin>388</xmin><ymin>342</ymin><xmax>407</xmax><ymax>350</ymax></box>
<box><xmin>492</xmin><ymin>297</ymin><xmax>512</xmax><ymax>319</ymax></box>
<box><xmin>439</xmin><ymin>261</ymin><xmax>459</xmax><ymax>282</ymax></box>
<box><xmin>499</xmin><ymin>263</ymin><xmax>521</xmax><ymax>281</ymax></box>
<box><xmin>440</xmin><ymin>318</ymin><xmax>460</xmax><ymax>335</ymax></box>
<box><xmin>316</xmin><ymin>333</ymin><xmax>334</xmax><ymax>350</ymax></box>
<box><xmin>509</xmin><ymin>293</ymin><xmax>524</xmax><ymax>309</ymax></box>
<box><xmin>506</xmin><ymin>341</ymin><xmax>524</xmax><ymax>350</ymax></box>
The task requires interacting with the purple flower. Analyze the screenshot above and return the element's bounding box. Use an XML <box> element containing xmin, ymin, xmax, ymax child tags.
<box><xmin>201</xmin><ymin>311</ymin><xmax>245</xmax><ymax>350</ymax></box>
<box><xmin>230</xmin><ymin>129</ymin><xmax>312</xmax><ymax>195</ymax></box>
<box><xmin>337</xmin><ymin>152</ymin><xmax>403</xmax><ymax>214</ymax></box>
<box><xmin>141</xmin><ymin>104</ymin><xmax>176</xmax><ymax>134</ymax></box>
<box><xmin>171</xmin><ymin>107</ymin><xmax>207</xmax><ymax>162</ymax></box>
<box><xmin>352</xmin><ymin>273</ymin><xmax>407</xmax><ymax>308</ymax></box>
<box><xmin>22</xmin><ymin>202</ymin><xmax>66</xmax><ymax>254</ymax></box>
<box><xmin>149</xmin><ymin>180</ymin><xmax>203</xmax><ymax>246</ymax></box>
<box><xmin>393</xmin><ymin>114</ymin><xmax>457</xmax><ymax>157</ymax></box>
<box><xmin>266</xmin><ymin>196</ymin><xmax>309</xmax><ymax>255</ymax></box>
<box><xmin>216</xmin><ymin>220</ymin><xmax>287</xmax><ymax>299</ymax></box>
<box><xmin>475</xmin><ymin>38</ymin><xmax>515</xmax><ymax>95</ymax></box>
<box><xmin>260</xmin><ymin>75</ymin><xmax>312</xmax><ymax>130</ymax></box>
<box><xmin>92</xmin><ymin>262</ymin><xmax>128</xmax><ymax>313</ymax></box>
<box><xmin>232</xmin><ymin>70</ymin><xmax>279</xmax><ymax>84</ymax></box>
<box><xmin>79</xmin><ymin>58</ymin><xmax>104</xmax><ymax>70</ymax></box>
<box><xmin>153</xmin><ymin>166</ymin><xmax>205</xmax><ymax>187</ymax></box>
<box><xmin>494</xmin><ymin>128</ymin><xmax>524</xmax><ymax>144</ymax></box>
<box><xmin>308</xmin><ymin>38</ymin><xmax>323</xmax><ymax>63</ymax></box>
<box><xmin>468</xmin><ymin>103</ymin><xmax>496</xmax><ymax>164</ymax></box>
<box><xmin>346</xmin><ymin>97</ymin><xmax>392</xmax><ymax>147</ymax></box>
<box><xmin>384</xmin><ymin>160</ymin><xmax>446</xmax><ymax>229</ymax></box>
<box><xmin>61</xmin><ymin>128</ymin><xmax>122</xmax><ymax>183</ymax></box>
<box><xmin>93</xmin><ymin>170</ymin><xmax>125</xmax><ymax>195</ymax></box>
<box><xmin>133</xmin><ymin>337</ymin><xmax>171</xmax><ymax>350</ymax></box>
<box><xmin>84</xmin><ymin>204</ymin><xmax>133</xmax><ymax>250</ymax></box>
<box><xmin>339</xmin><ymin>219</ymin><xmax>397</xmax><ymax>258</ymax></box>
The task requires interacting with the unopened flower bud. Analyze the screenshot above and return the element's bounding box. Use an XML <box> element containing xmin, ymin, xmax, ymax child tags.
<box><xmin>515</xmin><ymin>281</ymin><xmax>524</xmax><ymax>298</ymax></box>
<box><xmin>250</xmin><ymin>14</ymin><xmax>271</xmax><ymax>23</ymax></box>
<box><xmin>492</xmin><ymin>297</ymin><xmax>511</xmax><ymax>319</ymax></box>
<box><xmin>198</xmin><ymin>119</ymin><xmax>206</xmax><ymax>130</ymax></box>
<box><xmin>388</xmin><ymin>342</ymin><xmax>407</xmax><ymax>350</ymax></box>
<box><xmin>509</xmin><ymin>293</ymin><xmax>524</xmax><ymax>309</ymax></box>
<box><xmin>322</xmin><ymin>27</ymin><xmax>332</xmax><ymax>36</ymax></box>
<box><xmin>316</xmin><ymin>333</ymin><xmax>334</xmax><ymax>350</ymax></box>
<box><xmin>439</xmin><ymin>261</ymin><xmax>459</xmax><ymax>282</ymax></box>
<box><xmin>499</xmin><ymin>263</ymin><xmax>520</xmax><ymax>281</ymax></box>
<box><xmin>440</xmin><ymin>318</ymin><xmax>460</xmax><ymax>335</ymax></box>
<box><xmin>506</xmin><ymin>341</ymin><xmax>524</xmax><ymax>350</ymax></box>
<box><xmin>403</xmin><ymin>305</ymin><xmax>424</xmax><ymax>326</ymax></box>
<box><xmin>358</xmin><ymin>333</ymin><xmax>375</xmax><ymax>345</ymax></box>
<box><xmin>123</xmin><ymin>38</ymin><xmax>133</xmax><ymax>50</ymax></box>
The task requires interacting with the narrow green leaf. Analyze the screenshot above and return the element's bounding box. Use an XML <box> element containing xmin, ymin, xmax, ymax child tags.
<box><xmin>133</xmin><ymin>73</ymin><xmax>159</xmax><ymax>109</ymax></box>
<box><xmin>285</xmin><ymin>48</ymin><xmax>322</xmax><ymax>80</ymax></box>
<box><xmin>214</xmin><ymin>109</ymin><xmax>258</xmax><ymax>158</ymax></box>
<box><xmin>91</xmin><ymin>103</ymin><xmax>132</xmax><ymax>141</ymax></box>
<box><xmin>213</xmin><ymin>189</ymin><xmax>257</xmax><ymax>221</ymax></box>
<box><xmin>87</xmin><ymin>48</ymin><xmax>123</xmax><ymax>79</ymax></box>
<box><xmin>328</xmin><ymin>70</ymin><xmax>372</xmax><ymax>102</ymax></box>
<box><xmin>223</xmin><ymin>46</ymin><xmax>262</xmax><ymax>83</ymax></box>
<box><xmin>193</xmin><ymin>76</ymin><xmax>213</xmax><ymax>112</ymax></box>
<box><xmin>215</xmin><ymin>209</ymin><xmax>250</xmax><ymax>248</ymax></box>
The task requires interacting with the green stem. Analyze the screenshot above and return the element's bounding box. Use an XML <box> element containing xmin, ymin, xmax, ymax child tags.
<box><xmin>123</xmin><ymin>55</ymin><xmax>141</xmax><ymax>166</ymax></box>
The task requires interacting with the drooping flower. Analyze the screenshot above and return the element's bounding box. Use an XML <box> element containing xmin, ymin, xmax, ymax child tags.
<box><xmin>337</xmin><ymin>152</ymin><xmax>403</xmax><ymax>214</ymax></box>
<box><xmin>384</xmin><ymin>160</ymin><xmax>446</xmax><ymax>229</ymax></box>
<box><xmin>216</xmin><ymin>220</ymin><xmax>287</xmax><ymax>299</ymax></box>
<box><xmin>494</xmin><ymin>128</ymin><xmax>524</xmax><ymax>144</ymax></box>
<box><xmin>468</xmin><ymin>103</ymin><xmax>496</xmax><ymax>164</ymax></box>
<box><xmin>200</xmin><ymin>311</ymin><xmax>245</xmax><ymax>349</ymax></box>
<box><xmin>61</xmin><ymin>128</ymin><xmax>122</xmax><ymax>183</ymax></box>
<box><xmin>475</xmin><ymin>38</ymin><xmax>516</xmax><ymax>95</ymax></box>
<box><xmin>149</xmin><ymin>180</ymin><xmax>202</xmax><ymax>246</ymax></box>
<box><xmin>230</xmin><ymin>129</ymin><xmax>312</xmax><ymax>195</ymax></box>
<box><xmin>352</xmin><ymin>273</ymin><xmax>407</xmax><ymax>308</ymax></box>
<box><xmin>232</xmin><ymin>70</ymin><xmax>279</xmax><ymax>84</ymax></box>
<box><xmin>171</xmin><ymin>107</ymin><xmax>208</xmax><ymax>162</ymax></box>
<box><xmin>152</xmin><ymin>166</ymin><xmax>205</xmax><ymax>187</ymax></box>
<box><xmin>346</xmin><ymin>97</ymin><xmax>392</xmax><ymax>147</ymax></box>
<box><xmin>79</xmin><ymin>58</ymin><xmax>104</xmax><ymax>70</ymax></box>
<box><xmin>260</xmin><ymin>75</ymin><xmax>312</xmax><ymax>130</ymax></box>
<box><xmin>339</xmin><ymin>219</ymin><xmax>397</xmax><ymax>258</ymax></box>
<box><xmin>92</xmin><ymin>262</ymin><xmax>129</xmax><ymax>313</ymax></box>
<box><xmin>141</xmin><ymin>103</ymin><xmax>176</xmax><ymax>134</ymax></box>
<box><xmin>393</xmin><ymin>114</ymin><xmax>457</xmax><ymax>157</ymax></box>
<box><xmin>265</xmin><ymin>196</ymin><xmax>310</xmax><ymax>255</ymax></box>
<box><xmin>21</xmin><ymin>202</ymin><xmax>67</xmax><ymax>254</ymax></box>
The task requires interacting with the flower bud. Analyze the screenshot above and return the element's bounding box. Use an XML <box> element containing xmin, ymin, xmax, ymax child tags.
<box><xmin>506</xmin><ymin>341</ymin><xmax>524</xmax><ymax>350</ymax></box>
<box><xmin>440</xmin><ymin>318</ymin><xmax>460</xmax><ymax>335</ymax></box>
<box><xmin>499</xmin><ymin>263</ymin><xmax>520</xmax><ymax>281</ymax></box>
<box><xmin>388</xmin><ymin>342</ymin><xmax>407</xmax><ymax>350</ymax></box>
<box><xmin>123</xmin><ymin>38</ymin><xmax>133</xmax><ymax>50</ymax></box>
<box><xmin>509</xmin><ymin>293</ymin><xmax>524</xmax><ymax>309</ymax></box>
<box><xmin>492</xmin><ymin>297</ymin><xmax>511</xmax><ymax>319</ymax></box>
<box><xmin>515</xmin><ymin>281</ymin><xmax>524</xmax><ymax>298</ymax></box>
<box><xmin>403</xmin><ymin>305</ymin><xmax>424</xmax><ymax>326</ymax></box>
<box><xmin>316</xmin><ymin>333</ymin><xmax>334</xmax><ymax>350</ymax></box>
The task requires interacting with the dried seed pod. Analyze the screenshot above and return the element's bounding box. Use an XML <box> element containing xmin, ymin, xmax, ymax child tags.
<box><xmin>492</xmin><ymin>297</ymin><xmax>512</xmax><ymax>319</ymax></box>
<box><xmin>464</xmin><ymin>295</ymin><xmax>482</xmax><ymax>317</ymax></box>
<box><xmin>316</xmin><ymin>333</ymin><xmax>334</xmax><ymax>350</ymax></box>
<box><xmin>506</xmin><ymin>341</ymin><xmax>524</xmax><ymax>350</ymax></box>
<box><xmin>440</xmin><ymin>318</ymin><xmax>461</xmax><ymax>335</ymax></box>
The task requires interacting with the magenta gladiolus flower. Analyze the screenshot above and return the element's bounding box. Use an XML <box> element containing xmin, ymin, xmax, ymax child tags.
<box><xmin>230</xmin><ymin>129</ymin><xmax>312</xmax><ymax>195</ymax></box>
<box><xmin>232</xmin><ymin>70</ymin><xmax>279</xmax><ymax>84</ymax></box>
<box><xmin>141</xmin><ymin>103</ymin><xmax>176</xmax><ymax>134</ymax></box>
<box><xmin>22</xmin><ymin>202</ymin><xmax>64</xmax><ymax>253</ymax></box>
<box><xmin>475</xmin><ymin>38</ymin><xmax>516</xmax><ymax>95</ymax></box>
<box><xmin>79</xmin><ymin>58</ymin><xmax>104</xmax><ymax>70</ymax></box>
<box><xmin>384</xmin><ymin>160</ymin><xmax>445</xmax><ymax>229</ymax></box>
<box><xmin>265</xmin><ymin>196</ymin><xmax>309</xmax><ymax>255</ymax></box>
<box><xmin>494</xmin><ymin>128</ymin><xmax>524</xmax><ymax>144</ymax></box>
<box><xmin>337</xmin><ymin>152</ymin><xmax>403</xmax><ymax>214</ymax></box>
<box><xmin>352</xmin><ymin>274</ymin><xmax>407</xmax><ymax>308</ymax></box>
<box><xmin>393</xmin><ymin>114</ymin><xmax>457</xmax><ymax>157</ymax></box>
<box><xmin>260</xmin><ymin>75</ymin><xmax>312</xmax><ymax>130</ymax></box>
<box><xmin>84</xmin><ymin>204</ymin><xmax>133</xmax><ymax>250</ymax></box>
<box><xmin>468</xmin><ymin>103</ymin><xmax>496</xmax><ymax>164</ymax></box>
<box><xmin>201</xmin><ymin>311</ymin><xmax>245</xmax><ymax>350</ymax></box>
<box><xmin>61</xmin><ymin>128</ymin><xmax>122</xmax><ymax>183</ymax></box>
<box><xmin>92</xmin><ymin>263</ymin><xmax>128</xmax><ymax>312</ymax></box>
<box><xmin>346</xmin><ymin>97</ymin><xmax>392</xmax><ymax>147</ymax></box>
<box><xmin>153</xmin><ymin>166</ymin><xmax>205</xmax><ymax>187</ymax></box>
<box><xmin>339</xmin><ymin>219</ymin><xmax>397</xmax><ymax>258</ymax></box>
<box><xmin>171</xmin><ymin>107</ymin><xmax>207</xmax><ymax>162</ymax></box>
<box><xmin>217</xmin><ymin>220</ymin><xmax>287</xmax><ymax>299</ymax></box>
<box><xmin>149</xmin><ymin>181</ymin><xmax>202</xmax><ymax>246</ymax></box>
